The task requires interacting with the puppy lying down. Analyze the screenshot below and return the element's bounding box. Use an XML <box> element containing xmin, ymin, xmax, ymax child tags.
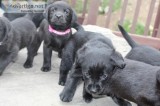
<box><xmin>118</xmin><ymin>25</ymin><xmax>160</xmax><ymax>66</ymax></box>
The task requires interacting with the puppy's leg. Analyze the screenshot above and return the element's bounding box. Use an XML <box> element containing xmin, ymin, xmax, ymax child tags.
<box><xmin>59</xmin><ymin>74</ymin><xmax>82</xmax><ymax>102</ymax></box>
<box><xmin>59</xmin><ymin>41</ymin><xmax>75</xmax><ymax>85</ymax></box>
<box><xmin>111</xmin><ymin>95</ymin><xmax>132</xmax><ymax>106</ymax></box>
<box><xmin>24</xmin><ymin>33</ymin><xmax>43</xmax><ymax>68</ymax></box>
<box><xmin>41</xmin><ymin>43</ymin><xmax>52</xmax><ymax>72</ymax></box>
<box><xmin>0</xmin><ymin>47</ymin><xmax>18</xmax><ymax>75</ymax></box>
<box><xmin>58</xmin><ymin>50</ymin><xmax>62</xmax><ymax>58</ymax></box>
<box><xmin>83</xmin><ymin>83</ymin><xmax>93</xmax><ymax>103</ymax></box>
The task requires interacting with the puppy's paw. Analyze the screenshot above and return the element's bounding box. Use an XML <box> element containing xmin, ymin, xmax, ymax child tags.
<box><xmin>58</xmin><ymin>53</ymin><xmax>62</xmax><ymax>58</ymax></box>
<box><xmin>58</xmin><ymin>81</ymin><xmax>65</xmax><ymax>86</ymax></box>
<box><xmin>0</xmin><ymin>71</ymin><xmax>3</xmax><ymax>76</ymax></box>
<box><xmin>41</xmin><ymin>66</ymin><xmax>51</xmax><ymax>72</ymax></box>
<box><xmin>125</xmin><ymin>101</ymin><xmax>132</xmax><ymax>106</ymax></box>
<box><xmin>59</xmin><ymin>75</ymin><xmax>67</xmax><ymax>86</ymax></box>
<box><xmin>83</xmin><ymin>93</ymin><xmax>93</xmax><ymax>103</ymax></box>
<box><xmin>59</xmin><ymin>91</ymin><xmax>74</xmax><ymax>102</ymax></box>
<box><xmin>23</xmin><ymin>62</ymin><xmax>33</xmax><ymax>68</ymax></box>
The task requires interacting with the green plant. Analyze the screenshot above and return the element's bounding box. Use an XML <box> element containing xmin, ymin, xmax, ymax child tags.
<box><xmin>74</xmin><ymin>0</ymin><xmax>84</xmax><ymax>13</ymax></box>
<box><xmin>73</xmin><ymin>0</ymin><xmax>121</xmax><ymax>14</ymax></box>
<box><xmin>122</xmin><ymin>19</ymin><xmax>145</xmax><ymax>35</ymax></box>
<box><xmin>123</xmin><ymin>19</ymin><xmax>131</xmax><ymax>32</ymax></box>
<box><xmin>112</xmin><ymin>0</ymin><xmax>122</xmax><ymax>12</ymax></box>
<box><xmin>135</xmin><ymin>22</ymin><xmax>145</xmax><ymax>35</ymax></box>
<box><xmin>100</xmin><ymin>0</ymin><xmax>122</xmax><ymax>14</ymax></box>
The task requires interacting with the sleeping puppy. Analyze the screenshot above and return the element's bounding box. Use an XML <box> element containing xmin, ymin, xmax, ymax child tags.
<box><xmin>38</xmin><ymin>1</ymin><xmax>78</xmax><ymax>72</ymax></box>
<box><xmin>82</xmin><ymin>58</ymin><xmax>160</xmax><ymax>106</ymax></box>
<box><xmin>0</xmin><ymin>15</ymin><xmax>38</xmax><ymax>75</ymax></box>
<box><xmin>59</xmin><ymin>30</ymin><xmax>131</xmax><ymax>106</ymax></box>
<box><xmin>118</xmin><ymin>25</ymin><xmax>160</xmax><ymax>66</ymax></box>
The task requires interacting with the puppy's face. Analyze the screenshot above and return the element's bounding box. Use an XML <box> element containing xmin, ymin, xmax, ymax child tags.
<box><xmin>45</xmin><ymin>1</ymin><xmax>76</xmax><ymax>30</ymax></box>
<box><xmin>75</xmin><ymin>51</ymin><xmax>126</xmax><ymax>95</ymax></box>
<box><xmin>83</xmin><ymin>64</ymin><xmax>110</xmax><ymax>95</ymax></box>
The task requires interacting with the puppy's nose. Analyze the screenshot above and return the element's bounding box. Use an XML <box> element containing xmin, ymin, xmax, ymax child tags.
<box><xmin>88</xmin><ymin>85</ymin><xmax>99</xmax><ymax>93</ymax></box>
<box><xmin>119</xmin><ymin>63</ymin><xmax>126</xmax><ymax>69</ymax></box>
<box><xmin>90</xmin><ymin>87</ymin><xmax>97</xmax><ymax>93</ymax></box>
<box><xmin>55</xmin><ymin>14</ymin><xmax>63</xmax><ymax>19</ymax></box>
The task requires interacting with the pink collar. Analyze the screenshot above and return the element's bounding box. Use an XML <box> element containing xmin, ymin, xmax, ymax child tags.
<box><xmin>48</xmin><ymin>25</ymin><xmax>71</xmax><ymax>36</ymax></box>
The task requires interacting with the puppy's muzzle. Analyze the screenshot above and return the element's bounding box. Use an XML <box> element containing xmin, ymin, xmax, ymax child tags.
<box><xmin>87</xmin><ymin>84</ymin><xmax>101</xmax><ymax>94</ymax></box>
<box><xmin>55</xmin><ymin>14</ymin><xmax>63</xmax><ymax>19</ymax></box>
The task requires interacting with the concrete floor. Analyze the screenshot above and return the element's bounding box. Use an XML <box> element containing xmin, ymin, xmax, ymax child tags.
<box><xmin>0</xmin><ymin>25</ymin><xmax>136</xmax><ymax>106</ymax></box>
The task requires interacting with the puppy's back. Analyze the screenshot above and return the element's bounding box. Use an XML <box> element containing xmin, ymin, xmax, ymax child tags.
<box><xmin>110</xmin><ymin>59</ymin><xmax>160</xmax><ymax>102</ymax></box>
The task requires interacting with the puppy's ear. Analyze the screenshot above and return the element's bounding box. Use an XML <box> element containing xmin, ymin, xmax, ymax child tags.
<box><xmin>1</xmin><ymin>17</ymin><xmax>13</xmax><ymax>52</ymax></box>
<box><xmin>43</xmin><ymin>4</ymin><xmax>51</xmax><ymax>20</ymax></box>
<box><xmin>2</xmin><ymin>17</ymin><xmax>11</xmax><ymax>42</ymax></box>
<box><xmin>70</xmin><ymin>61</ymin><xmax>82</xmax><ymax>78</ymax></box>
<box><xmin>71</xmin><ymin>9</ymin><xmax>77</xmax><ymax>25</ymax></box>
<box><xmin>110</xmin><ymin>50</ymin><xmax>126</xmax><ymax>69</ymax></box>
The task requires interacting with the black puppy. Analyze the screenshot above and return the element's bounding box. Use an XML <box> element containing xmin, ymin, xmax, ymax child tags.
<box><xmin>82</xmin><ymin>58</ymin><xmax>160</xmax><ymax>106</ymax></box>
<box><xmin>118</xmin><ymin>25</ymin><xmax>160</xmax><ymax>66</ymax></box>
<box><xmin>0</xmin><ymin>15</ymin><xmax>38</xmax><ymax>75</ymax></box>
<box><xmin>59</xmin><ymin>30</ymin><xmax>131</xmax><ymax>106</ymax></box>
<box><xmin>38</xmin><ymin>1</ymin><xmax>78</xmax><ymax>72</ymax></box>
<box><xmin>2</xmin><ymin>0</ymin><xmax>68</xmax><ymax>28</ymax></box>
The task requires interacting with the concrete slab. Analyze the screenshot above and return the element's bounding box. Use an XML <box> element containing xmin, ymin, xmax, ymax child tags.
<box><xmin>0</xmin><ymin>25</ymin><xmax>136</xmax><ymax>106</ymax></box>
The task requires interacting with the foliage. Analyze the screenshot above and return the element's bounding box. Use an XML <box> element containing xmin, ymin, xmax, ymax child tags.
<box><xmin>123</xmin><ymin>19</ymin><xmax>146</xmax><ymax>35</ymax></box>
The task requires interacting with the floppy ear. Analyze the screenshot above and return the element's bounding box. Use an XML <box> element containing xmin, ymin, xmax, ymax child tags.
<box><xmin>110</xmin><ymin>50</ymin><xmax>126</xmax><ymax>69</ymax></box>
<box><xmin>71</xmin><ymin>9</ymin><xmax>77</xmax><ymax>25</ymax></box>
<box><xmin>43</xmin><ymin>4</ymin><xmax>51</xmax><ymax>20</ymax></box>
<box><xmin>70</xmin><ymin>68</ymin><xmax>82</xmax><ymax>78</ymax></box>
<box><xmin>70</xmin><ymin>57</ymin><xmax>83</xmax><ymax>78</ymax></box>
<box><xmin>2</xmin><ymin>17</ymin><xmax>12</xmax><ymax>43</ymax></box>
<box><xmin>1</xmin><ymin>17</ymin><xmax>13</xmax><ymax>52</ymax></box>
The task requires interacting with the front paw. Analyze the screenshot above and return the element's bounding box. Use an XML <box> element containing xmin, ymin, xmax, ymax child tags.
<box><xmin>58</xmin><ymin>75</ymin><xmax>67</xmax><ymax>86</ymax></box>
<box><xmin>23</xmin><ymin>62</ymin><xmax>33</xmax><ymax>68</ymax></box>
<box><xmin>83</xmin><ymin>93</ymin><xmax>93</xmax><ymax>103</ymax></box>
<box><xmin>60</xmin><ymin>90</ymin><xmax>74</xmax><ymax>102</ymax></box>
<box><xmin>58</xmin><ymin>80</ymin><xmax>65</xmax><ymax>86</ymax></box>
<box><xmin>41</xmin><ymin>66</ymin><xmax>51</xmax><ymax>72</ymax></box>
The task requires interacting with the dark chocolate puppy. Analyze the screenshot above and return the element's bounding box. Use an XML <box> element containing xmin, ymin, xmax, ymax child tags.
<box><xmin>118</xmin><ymin>25</ymin><xmax>160</xmax><ymax>66</ymax></box>
<box><xmin>59</xmin><ymin>30</ymin><xmax>131</xmax><ymax>106</ymax></box>
<box><xmin>0</xmin><ymin>15</ymin><xmax>38</xmax><ymax>75</ymax></box>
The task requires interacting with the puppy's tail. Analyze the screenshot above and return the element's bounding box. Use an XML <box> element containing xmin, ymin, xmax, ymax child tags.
<box><xmin>24</xmin><ymin>13</ymin><xmax>44</xmax><ymax>28</ymax></box>
<box><xmin>118</xmin><ymin>24</ymin><xmax>138</xmax><ymax>48</ymax></box>
<box><xmin>156</xmin><ymin>70</ymin><xmax>160</xmax><ymax>90</ymax></box>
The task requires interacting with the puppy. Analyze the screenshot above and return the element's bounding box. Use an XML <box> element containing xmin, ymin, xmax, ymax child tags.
<box><xmin>59</xmin><ymin>30</ymin><xmax>131</xmax><ymax>106</ymax></box>
<box><xmin>2</xmin><ymin>0</ymin><xmax>68</xmax><ymax>28</ymax></box>
<box><xmin>0</xmin><ymin>15</ymin><xmax>38</xmax><ymax>74</ymax></box>
<box><xmin>81</xmin><ymin>58</ymin><xmax>160</xmax><ymax>106</ymax></box>
<box><xmin>39</xmin><ymin>1</ymin><xmax>79</xmax><ymax>73</ymax></box>
<box><xmin>118</xmin><ymin>25</ymin><xmax>160</xmax><ymax>66</ymax></box>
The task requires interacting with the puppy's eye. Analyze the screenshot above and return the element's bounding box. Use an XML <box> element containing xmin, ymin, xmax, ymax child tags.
<box><xmin>51</xmin><ymin>8</ymin><xmax>57</xmax><ymax>12</ymax></box>
<box><xmin>84</xmin><ymin>72</ymin><xmax>91</xmax><ymax>78</ymax></box>
<box><xmin>100</xmin><ymin>74</ymin><xmax>107</xmax><ymax>80</ymax></box>
<box><xmin>64</xmin><ymin>9</ymin><xmax>69</xmax><ymax>14</ymax></box>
